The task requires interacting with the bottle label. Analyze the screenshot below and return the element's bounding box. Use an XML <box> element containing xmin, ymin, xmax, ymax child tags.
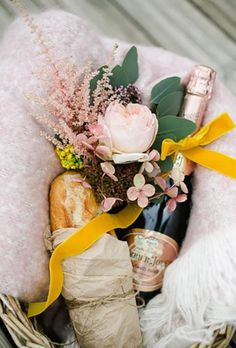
<box><xmin>127</xmin><ymin>229</ymin><xmax>179</xmax><ymax>292</ymax></box>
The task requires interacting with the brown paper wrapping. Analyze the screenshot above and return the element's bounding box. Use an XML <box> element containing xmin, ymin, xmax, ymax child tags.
<box><xmin>52</xmin><ymin>228</ymin><xmax>142</xmax><ymax>348</ymax></box>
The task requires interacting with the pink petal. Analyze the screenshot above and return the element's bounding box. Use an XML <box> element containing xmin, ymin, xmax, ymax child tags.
<box><xmin>166</xmin><ymin>186</ymin><xmax>178</xmax><ymax>198</ymax></box>
<box><xmin>127</xmin><ymin>187</ymin><xmax>139</xmax><ymax>201</ymax></box>
<box><xmin>82</xmin><ymin>140</ymin><xmax>94</xmax><ymax>151</ymax></box>
<box><xmin>149</xmin><ymin>149</ymin><xmax>160</xmax><ymax>162</ymax></box>
<box><xmin>155</xmin><ymin>176</ymin><xmax>167</xmax><ymax>191</ymax></box>
<box><xmin>101</xmin><ymin>162</ymin><xmax>118</xmax><ymax>182</ymax></box>
<box><xmin>96</xmin><ymin>145</ymin><xmax>112</xmax><ymax>161</ymax></box>
<box><xmin>83</xmin><ymin>181</ymin><xmax>92</xmax><ymax>189</ymax></box>
<box><xmin>153</xmin><ymin>162</ymin><xmax>161</xmax><ymax>172</ymax></box>
<box><xmin>142</xmin><ymin>184</ymin><xmax>155</xmax><ymax>197</ymax></box>
<box><xmin>166</xmin><ymin>199</ymin><xmax>177</xmax><ymax>213</ymax></box>
<box><xmin>72</xmin><ymin>177</ymin><xmax>91</xmax><ymax>189</ymax></box>
<box><xmin>139</xmin><ymin>163</ymin><xmax>145</xmax><ymax>174</ymax></box>
<box><xmin>138</xmin><ymin>153</ymin><xmax>151</xmax><ymax>163</ymax></box>
<box><xmin>144</xmin><ymin>162</ymin><xmax>154</xmax><ymax>173</ymax></box>
<box><xmin>180</xmin><ymin>181</ymin><xmax>188</xmax><ymax>194</ymax></box>
<box><xmin>101</xmin><ymin>197</ymin><xmax>117</xmax><ymax>212</ymax></box>
<box><xmin>133</xmin><ymin>173</ymin><xmax>145</xmax><ymax>188</ymax></box>
<box><xmin>113</xmin><ymin>153</ymin><xmax>148</xmax><ymax>164</ymax></box>
<box><xmin>101</xmin><ymin>162</ymin><xmax>116</xmax><ymax>175</ymax></box>
<box><xmin>76</xmin><ymin>133</ymin><xmax>87</xmax><ymax>143</ymax></box>
<box><xmin>97</xmin><ymin>115</ymin><xmax>113</xmax><ymax>149</ymax></box>
<box><xmin>137</xmin><ymin>192</ymin><xmax>149</xmax><ymax>208</ymax></box>
<box><xmin>176</xmin><ymin>194</ymin><xmax>187</xmax><ymax>203</ymax></box>
<box><xmin>88</xmin><ymin>123</ymin><xmax>103</xmax><ymax>136</ymax></box>
<box><xmin>149</xmin><ymin>163</ymin><xmax>161</xmax><ymax>177</ymax></box>
<box><xmin>71</xmin><ymin>177</ymin><xmax>82</xmax><ymax>183</ymax></box>
<box><xmin>87</xmin><ymin>136</ymin><xmax>98</xmax><ymax>145</ymax></box>
<box><xmin>109</xmin><ymin>173</ymin><xmax>118</xmax><ymax>182</ymax></box>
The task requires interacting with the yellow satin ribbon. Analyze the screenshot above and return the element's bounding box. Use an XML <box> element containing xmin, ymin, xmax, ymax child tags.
<box><xmin>161</xmin><ymin>112</ymin><xmax>236</xmax><ymax>179</ymax></box>
<box><xmin>28</xmin><ymin>204</ymin><xmax>142</xmax><ymax>317</ymax></box>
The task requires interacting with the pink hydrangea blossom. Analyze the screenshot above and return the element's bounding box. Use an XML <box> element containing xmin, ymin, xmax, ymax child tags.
<box><xmin>140</xmin><ymin>149</ymin><xmax>160</xmax><ymax>177</ymax></box>
<box><xmin>127</xmin><ymin>173</ymin><xmax>155</xmax><ymax>208</ymax></box>
<box><xmin>166</xmin><ymin>194</ymin><xmax>187</xmax><ymax>213</ymax></box>
<box><xmin>101</xmin><ymin>162</ymin><xmax>118</xmax><ymax>182</ymax></box>
<box><xmin>155</xmin><ymin>176</ymin><xmax>187</xmax><ymax>212</ymax></box>
<box><xmin>101</xmin><ymin>197</ymin><xmax>122</xmax><ymax>212</ymax></box>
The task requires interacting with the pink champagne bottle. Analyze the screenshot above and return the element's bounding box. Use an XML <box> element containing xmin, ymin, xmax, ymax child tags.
<box><xmin>127</xmin><ymin>65</ymin><xmax>216</xmax><ymax>304</ymax></box>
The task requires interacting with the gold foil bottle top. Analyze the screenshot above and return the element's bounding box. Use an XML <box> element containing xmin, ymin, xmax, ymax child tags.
<box><xmin>187</xmin><ymin>65</ymin><xmax>216</xmax><ymax>99</ymax></box>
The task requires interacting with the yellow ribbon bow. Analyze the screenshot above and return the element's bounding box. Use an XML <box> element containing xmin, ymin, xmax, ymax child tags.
<box><xmin>28</xmin><ymin>204</ymin><xmax>142</xmax><ymax>317</ymax></box>
<box><xmin>161</xmin><ymin>112</ymin><xmax>236</xmax><ymax>180</ymax></box>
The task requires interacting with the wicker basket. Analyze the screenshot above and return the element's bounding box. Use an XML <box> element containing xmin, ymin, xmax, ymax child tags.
<box><xmin>0</xmin><ymin>294</ymin><xmax>235</xmax><ymax>348</ymax></box>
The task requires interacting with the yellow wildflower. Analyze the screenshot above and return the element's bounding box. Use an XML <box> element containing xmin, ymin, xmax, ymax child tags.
<box><xmin>55</xmin><ymin>146</ymin><xmax>83</xmax><ymax>170</ymax></box>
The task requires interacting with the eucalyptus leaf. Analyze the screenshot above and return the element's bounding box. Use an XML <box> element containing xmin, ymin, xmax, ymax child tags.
<box><xmin>151</xmin><ymin>76</ymin><xmax>181</xmax><ymax>104</ymax></box>
<box><xmin>158</xmin><ymin>156</ymin><xmax>173</xmax><ymax>173</ymax></box>
<box><xmin>110</xmin><ymin>65</ymin><xmax>128</xmax><ymax>87</ymax></box>
<box><xmin>153</xmin><ymin>116</ymin><xmax>196</xmax><ymax>151</ymax></box>
<box><xmin>122</xmin><ymin>46</ymin><xmax>139</xmax><ymax>84</ymax></box>
<box><xmin>157</xmin><ymin>91</ymin><xmax>184</xmax><ymax>117</ymax></box>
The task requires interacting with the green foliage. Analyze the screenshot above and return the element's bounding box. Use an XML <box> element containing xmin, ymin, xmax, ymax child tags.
<box><xmin>89</xmin><ymin>47</ymin><xmax>139</xmax><ymax>98</ymax></box>
<box><xmin>158</xmin><ymin>156</ymin><xmax>174</xmax><ymax>173</ymax></box>
<box><xmin>122</xmin><ymin>46</ymin><xmax>139</xmax><ymax>84</ymax></box>
<box><xmin>110</xmin><ymin>46</ymin><xmax>139</xmax><ymax>88</ymax></box>
<box><xmin>151</xmin><ymin>76</ymin><xmax>181</xmax><ymax>104</ymax></box>
<box><xmin>151</xmin><ymin>77</ymin><xmax>185</xmax><ymax>120</ymax></box>
<box><xmin>110</xmin><ymin>65</ymin><xmax>129</xmax><ymax>87</ymax></box>
<box><xmin>157</xmin><ymin>91</ymin><xmax>184</xmax><ymax>117</ymax></box>
<box><xmin>153</xmin><ymin>116</ymin><xmax>196</xmax><ymax>152</ymax></box>
<box><xmin>150</xmin><ymin>76</ymin><xmax>192</xmax><ymax>155</ymax></box>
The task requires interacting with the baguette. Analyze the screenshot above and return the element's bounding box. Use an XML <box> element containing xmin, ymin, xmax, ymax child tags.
<box><xmin>50</xmin><ymin>171</ymin><xmax>98</xmax><ymax>232</ymax></box>
<box><xmin>49</xmin><ymin>171</ymin><xmax>142</xmax><ymax>347</ymax></box>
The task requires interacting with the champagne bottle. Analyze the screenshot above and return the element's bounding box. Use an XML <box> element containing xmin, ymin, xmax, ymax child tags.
<box><xmin>127</xmin><ymin>65</ymin><xmax>216</xmax><ymax>304</ymax></box>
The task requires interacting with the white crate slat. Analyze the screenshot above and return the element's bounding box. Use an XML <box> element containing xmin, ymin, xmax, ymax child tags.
<box><xmin>0</xmin><ymin>1</ymin><xmax>235</xmax><ymax>92</ymax></box>
<box><xmin>191</xmin><ymin>0</ymin><xmax>236</xmax><ymax>41</ymax></box>
<box><xmin>112</xmin><ymin>0</ymin><xmax>236</xmax><ymax>94</ymax></box>
<box><xmin>49</xmin><ymin>0</ymin><xmax>153</xmax><ymax>45</ymax></box>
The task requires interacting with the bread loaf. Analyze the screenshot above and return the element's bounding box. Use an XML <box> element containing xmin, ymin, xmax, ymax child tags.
<box><xmin>50</xmin><ymin>171</ymin><xmax>98</xmax><ymax>232</ymax></box>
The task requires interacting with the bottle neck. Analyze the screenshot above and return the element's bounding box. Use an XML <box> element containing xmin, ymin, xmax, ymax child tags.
<box><xmin>180</xmin><ymin>93</ymin><xmax>208</xmax><ymax>130</ymax></box>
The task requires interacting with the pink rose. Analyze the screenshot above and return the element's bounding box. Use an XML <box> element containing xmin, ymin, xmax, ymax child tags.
<box><xmin>98</xmin><ymin>101</ymin><xmax>158</xmax><ymax>163</ymax></box>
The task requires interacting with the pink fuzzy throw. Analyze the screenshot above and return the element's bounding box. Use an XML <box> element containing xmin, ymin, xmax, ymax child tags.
<box><xmin>0</xmin><ymin>10</ymin><xmax>106</xmax><ymax>302</ymax></box>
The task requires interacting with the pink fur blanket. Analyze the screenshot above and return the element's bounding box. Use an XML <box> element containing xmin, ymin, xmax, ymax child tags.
<box><xmin>1</xmin><ymin>9</ymin><xmax>236</xmax><ymax>346</ymax></box>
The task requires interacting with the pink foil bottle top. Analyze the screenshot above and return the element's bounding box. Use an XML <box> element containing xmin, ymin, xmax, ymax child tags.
<box><xmin>187</xmin><ymin>65</ymin><xmax>216</xmax><ymax>99</ymax></box>
<box><xmin>179</xmin><ymin>65</ymin><xmax>216</xmax><ymax>175</ymax></box>
<box><xmin>181</xmin><ymin>65</ymin><xmax>216</xmax><ymax>128</ymax></box>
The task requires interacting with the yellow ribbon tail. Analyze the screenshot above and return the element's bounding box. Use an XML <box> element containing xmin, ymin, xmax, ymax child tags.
<box><xmin>28</xmin><ymin>204</ymin><xmax>142</xmax><ymax>317</ymax></box>
<box><xmin>184</xmin><ymin>147</ymin><xmax>236</xmax><ymax>180</ymax></box>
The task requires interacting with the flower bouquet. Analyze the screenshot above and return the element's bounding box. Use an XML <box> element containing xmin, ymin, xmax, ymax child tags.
<box><xmin>26</xmin><ymin>41</ymin><xmax>200</xmax><ymax>347</ymax></box>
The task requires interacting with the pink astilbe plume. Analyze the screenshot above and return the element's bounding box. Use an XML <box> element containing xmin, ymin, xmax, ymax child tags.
<box><xmin>29</xmin><ymin>51</ymin><xmax>119</xmax><ymax>160</ymax></box>
<box><xmin>15</xmin><ymin>0</ymin><xmax>118</xmax><ymax>159</ymax></box>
